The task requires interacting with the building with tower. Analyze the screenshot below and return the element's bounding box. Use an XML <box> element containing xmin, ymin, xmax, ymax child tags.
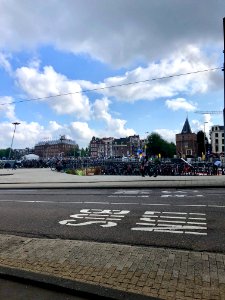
<box><xmin>176</xmin><ymin>118</ymin><xmax>198</xmax><ymax>158</ymax></box>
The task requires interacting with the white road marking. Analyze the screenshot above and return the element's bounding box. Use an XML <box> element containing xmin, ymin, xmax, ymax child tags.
<box><xmin>111</xmin><ymin>202</ymin><xmax>139</xmax><ymax>205</ymax></box>
<box><xmin>208</xmin><ymin>205</ymin><xmax>225</xmax><ymax>208</ymax></box>
<box><xmin>189</xmin><ymin>213</ymin><xmax>206</xmax><ymax>215</ymax></box>
<box><xmin>0</xmin><ymin>200</ymin><xmax>224</xmax><ymax>212</ymax></box>
<box><xmin>162</xmin><ymin>212</ymin><xmax>187</xmax><ymax>214</ymax></box>
<box><xmin>142</xmin><ymin>203</ymin><xmax>171</xmax><ymax>206</ymax></box>
<box><xmin>131</xmin><ymin>211</ymin><xmax>207</xmax><ymax>235</ymax></box>
<box><xmin>189</xmin><ymin>217</ymin><xmax>206</xmax><ymax>220</ymax></box>
<box><xmin>176</xmin><ymin>205</ymin><xmax>207</xmax><ymax>207</ymax></box>
<box><xmin>160</xmin><ymin>216</ymin><xmax>186</xmax><ymax>219</ymax></box>
<box><xmin>158</xmin><ymin>220</ymin><xmax>186</xmax><ymax>224</ymax></box>
<box><xmin>185</xmin><ymin>232</ymin><xmax>207</xmax><ymax>235</ymax></box>
<box><xmin>187</xmin><ymin>222</ymin><xmax>206</xmax><ymax>225</ymax></box>
<box><xmin>59</xmin><ymin>209</ymin><xmax>130</xmax><ymax>228</ymax></box>
<box><xmin>84</xmin><ymin>201</ymin><xmax>108</xmax><ymax>204</ymax></box>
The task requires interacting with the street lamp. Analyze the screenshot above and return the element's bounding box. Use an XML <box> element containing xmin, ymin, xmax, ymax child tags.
<box><xmin>8</xmin><ymin>122</ymin><xmax>20</xmax><ymax>160</ymax></box>
<box><xmin>145</xmin><ymin>132</ymin><xmax>149</xmax><ymax>155</ymax></box>
<box><xmin>204</xmin><ymin>121</ymin><xmax>208</xmax><ymax>158</ymax></box>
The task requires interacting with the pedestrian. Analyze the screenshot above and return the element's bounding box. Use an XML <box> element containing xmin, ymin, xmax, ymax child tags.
<box><xmin>140</xmin><ymin>159</ymin><xmax>145</xmax><ymax>177</ymax></box>
<box><xmin>213</xmin><ymin>160</ymin><xmax>222</xmax><ymax>175</ymax></box>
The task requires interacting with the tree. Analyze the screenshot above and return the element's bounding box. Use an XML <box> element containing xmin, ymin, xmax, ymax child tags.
<box><xmin>66</xmin><ymin>144</ymin><xmax>80</xmax><ymax>158</ymax></box>
<box><xmin>80</xmin><ymin>147</ymin><xmax>89</xmax><ymax>157</ymax></box>
<box><xmin>0</xmin><ymin>148</ymin><xmax>10</xmax><ymax>159</ymax></box>
<box><xmin>197</xmin><ymin>130</ymin><xmax>209</xmax><ymax>157</ymax></box>
<box><xmin>146</xmin><ymin>132</ymin><xmax>176</xmax><ymax>158</ymax></box>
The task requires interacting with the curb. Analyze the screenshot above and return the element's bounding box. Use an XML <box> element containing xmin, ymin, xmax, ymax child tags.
<box><xmin>0</xmin><ymin>182</ymin><xmax>225</xmax><ymax>189</ymax></box>
<box><xmin>0</xmin><ymin>265</ymin><xmax>160</xmax><ymax>300</ymax></box>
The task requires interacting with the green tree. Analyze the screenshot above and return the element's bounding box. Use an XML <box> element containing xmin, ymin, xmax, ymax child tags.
<box><xmin>197</xmin><ymin>130</ymin><xmax>208</xmax><ymax>157</ymax></box>
<box><xmin>0</xmin><ymin>148</ymin><xmax>10</xmax><ymax>159</ymax></box>
<box><xmin>66</xmin><ymin>144</ymin><xmax>80</xmax><ymax>157</ymax></box>
<box><xmin>80</xmin><ymin>147</ymin><xmax>89</xmax><ymax>157</ymax></box>
<box><xmin>146</xmin><ymin>132</ymin><xmax>176</xmax><ymax>158</ymax></box>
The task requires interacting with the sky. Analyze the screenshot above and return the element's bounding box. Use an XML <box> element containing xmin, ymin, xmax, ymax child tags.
<box><xmin>0</xmin><ymin>0</ymin><xmax>224</xmax><ymax>149</ymax></box>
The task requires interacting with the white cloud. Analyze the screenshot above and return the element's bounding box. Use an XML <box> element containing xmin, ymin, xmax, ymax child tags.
<box><xmin>165</xmin><ymin>98</ymin><xmax>197</xmax><ymax>112</ymax></box>
<box><xmin>0</xmin><ymin>0</ymin><xmax>223</xmax><ymax>67</ymax></box>
<box><xmin>70</xmin><ymin>122</ymin><xmax>96</xmax><ymax>146</ymax></box>
<box><xmin>80</xmin><ymin>46</ymin><xmax>219</xmax><ymax>103</ymax></box>
<box><xmin>154</xmin><ymin>129</ymin><xmax>179</xmax><ymax>143</ymax></box>
<box><xmin>48</xmin><ymin>121</ymin><xmax>63</xmax><ymax>131</ymax></box>
<box><xmin>92</xmin><ymin>98</ymin><xmax>136</xmax><ymax>138</ymax></box>
<box><xmin>191</xmin><ymin>115</ymin><xmax>212</xmax><ymax>139</ymax></box>
<box><xmin>15</xmin><ymin>65</ymin><xmax>91</xmax><ymax>119</ymax></box>
<box><xmin>0</xmin><ymin>52</ymin><xmax>12</xmax><ymax>74</ymax></box>
<box><xmin>0</xmin><ymin>96</ymin><xmax>16</xmax><ymax>120</ymax></box>
<box><xmin>0</xmin><ymin>121</ymin><xmax>45</xmax><ymax>149</ymax></box>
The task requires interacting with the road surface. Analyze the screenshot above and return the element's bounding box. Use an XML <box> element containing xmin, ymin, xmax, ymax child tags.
<box><xmin>0</xmin><ymin>188</ymin><xmax>225</xmax><ymax>253</ymax></box>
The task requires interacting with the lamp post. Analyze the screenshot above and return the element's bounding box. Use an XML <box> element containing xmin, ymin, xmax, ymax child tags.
<box><xmin>145</xmin><ymin>132</ymin><xmax>149</xmax><ymax>155</ymax></box>
<box><xmin>8</xmin><ymin>122</ymin><xmax>20</xmax><ymax>160</ymax></box>
<box><xmin>223</xmin><ymin>17</ymin><xmax>225</xmax><ymax>159</ymax></box>
<box><xmin>204</xmin><ymin>121</ymin><xmax>208</xmax><ymax>159</ymax></box>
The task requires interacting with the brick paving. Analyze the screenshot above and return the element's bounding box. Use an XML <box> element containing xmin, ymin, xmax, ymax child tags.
<box><xmin>0</xmin><ymin>234</ymin><xmax>225</xmax><ymax>300</ymax></box>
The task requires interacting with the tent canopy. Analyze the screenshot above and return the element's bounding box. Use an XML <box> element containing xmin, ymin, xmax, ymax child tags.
<box><xmin>22</xmin><ymin>154</ymin><xmax>39</xmax><ymax>160</ymax></box>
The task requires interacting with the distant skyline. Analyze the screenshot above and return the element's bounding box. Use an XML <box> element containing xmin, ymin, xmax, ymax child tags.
<box><xmin>0</xmin><ymin>0</ymin><xmax>224</xmax><ymax>149</ymax></box>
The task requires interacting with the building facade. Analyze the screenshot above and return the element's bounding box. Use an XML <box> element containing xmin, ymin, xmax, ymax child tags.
<box><xmin>209</xmin><ymin>125</ymin><xmax>224</xmax><ymax>155</ymax></box>
<box><xmin>34</xmin><ymin>135</ymin><xmax>77</xmax><ymax>158</ymax></box>
<box><xmin>176</xmin><ymin>118</ymin><xmax>198</xmax><ymax>158</ymax></box>
<box><xmin>89</xmin><ymin>135</ymin><xmax>141</xmax><ymax>158</ymax></box>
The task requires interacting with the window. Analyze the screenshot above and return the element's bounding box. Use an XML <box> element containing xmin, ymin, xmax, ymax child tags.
<box><xmin>186</xmin><ymin>149</ymin><xmax>192</xmax><ymax>155</ymax></box>
<box><xmin>215</xmin><ymin>133</ymin><xmax>218</xmax><ymax>137</ymax></box>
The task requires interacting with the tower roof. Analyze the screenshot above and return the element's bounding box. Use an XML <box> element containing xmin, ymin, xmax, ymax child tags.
<box><xmin>181</xmin><ymin>118</ymin><xmax>192</xmax><ymax>134</ymax></box>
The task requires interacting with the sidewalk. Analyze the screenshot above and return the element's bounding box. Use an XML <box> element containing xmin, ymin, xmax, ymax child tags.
<box><xmin>0</xmin><ymin>167</ymin><xmax>225</xmax><ymax>189</ymax></box>
<box><xmin>0</xmin><ymin>168</ymin><xmax>225</xmax><ymax>299</ymax></box>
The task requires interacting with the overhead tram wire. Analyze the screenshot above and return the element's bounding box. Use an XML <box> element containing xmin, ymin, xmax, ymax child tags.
<box><xmin>0</xmin><ymin>66</ymin><xmax>222</xmax><ymax>107</ymax></box>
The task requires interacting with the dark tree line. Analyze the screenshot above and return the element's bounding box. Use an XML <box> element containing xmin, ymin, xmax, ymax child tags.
<box><xmin>146</xmin><ymin>132</ymin><xmax>176</xmax><ymax>158</ymax></box>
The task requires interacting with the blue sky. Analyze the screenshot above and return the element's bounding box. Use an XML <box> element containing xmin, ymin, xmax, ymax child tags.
<box><xmin>0</xmin><ymin>0</ymin><xmax>224</xmax><ymax>149</ymax></box>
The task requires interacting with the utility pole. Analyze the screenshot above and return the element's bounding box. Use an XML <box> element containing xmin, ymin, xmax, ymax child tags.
<box><xmin>223</xmin><ymin>17</ymin><xmax>225</xmax><ymax>159</ymax></box>
<box><xmin>204</xmin><ymin>122</ymin><xmax>208</xmax><ymax>159</ymax></box>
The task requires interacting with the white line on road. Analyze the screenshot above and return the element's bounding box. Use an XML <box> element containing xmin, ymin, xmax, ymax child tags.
<box><xmin>185</xmin><ymin>232</ymin><xmax>207</xmax><ymax>235</ymax></box>
<box><xmin>160</xmin><ymin>216</ymin><xmax>187</xmax><ymax>219</ymax></box>
<box><xmin>0</xmin><ymin>200</ymin><xmax>225</xmax><ymax>211</ymax></box>
<box><xmin>84</xmin><ymin>202</ymin><xmax>109</xmax><ymax>204</ymax></box>
<box><xmin>189</xmin><ymin>213</ymin><xmax>206</xmax><ymax>215</ymax></box>
<box><xmin>110</xmin><ymin>202</ymin><xmax>139</xmax><ymax>205</ymax></box>
<box><xmin>60</xmin><ymin>201</ymin><xmax>83</xmax><ymax>204</ymax></box>
<box><xmin>157</xmin><ymin>220</ymin><xmax>186</xmax><ymax>224</ymax></box>
<box><xmin>189</xmin><ymin>217</ymin><xmax>206</xmax><ymax>220</ymax></box>
<box><xmin>162</xmin><ymin>212</ymin><xmax>187</xmax><ymax>214</ymax></box>
<box><xmin>187</xmin><ymin>222</ymin><xmax>207</xmax><ymax>225</ymax></box>
<box><xmin>208</xmin><ymin>205</ymin><xmax>225</xmax><ymax>208</ymax></box>
<box><xmin>141</xmin><ymin>204</ymin><xmax>171</xmax><ymax>206</ymax></box>
<box><xmin>176</xmin><ymin>205</ymin><xmax>207</xmax><ymax>207</ymax></box>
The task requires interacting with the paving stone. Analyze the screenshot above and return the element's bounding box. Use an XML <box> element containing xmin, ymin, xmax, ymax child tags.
<box><xmin>0</xmin><ymin>233</ymin><xmax>225</xmax><ymax>300</ymax></box>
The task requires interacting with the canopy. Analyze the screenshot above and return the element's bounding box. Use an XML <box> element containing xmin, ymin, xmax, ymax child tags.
<box><xmin>214</xmin><ymin>160</ymin><xmax>222</xmax><ymax>167</ymax></box>
<box><xmin>22</xmin><ymin>154</ymin><xmax>39</xmax><ymax>160</ymax></box>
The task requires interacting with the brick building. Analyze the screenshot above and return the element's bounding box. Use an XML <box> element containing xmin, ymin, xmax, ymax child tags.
<box><xmin>89</xmin><ymin>135</ymin><xmax>140</xmax><ymax>158</ymax></box>
<box><xmin>176</xmin><ymin>118</ymin><xmax>197</xmax><ymax>158</ymax></box>
<box><xmin>34</xmin><ymin>135</ymin><xmax>77</xmax><ymax>159</ymax></box>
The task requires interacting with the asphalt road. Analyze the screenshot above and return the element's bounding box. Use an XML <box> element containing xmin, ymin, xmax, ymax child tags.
<box><xmin>0</xmin><ymin>188</ymin><xmax>225</xmax><ymax>253</ymax></box>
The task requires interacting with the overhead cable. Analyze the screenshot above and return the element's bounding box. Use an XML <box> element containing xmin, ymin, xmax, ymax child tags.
<box><xmin>0</xmin><ymin>67</ymin><xmax>222</xmax><ymax>106</ymax></box>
